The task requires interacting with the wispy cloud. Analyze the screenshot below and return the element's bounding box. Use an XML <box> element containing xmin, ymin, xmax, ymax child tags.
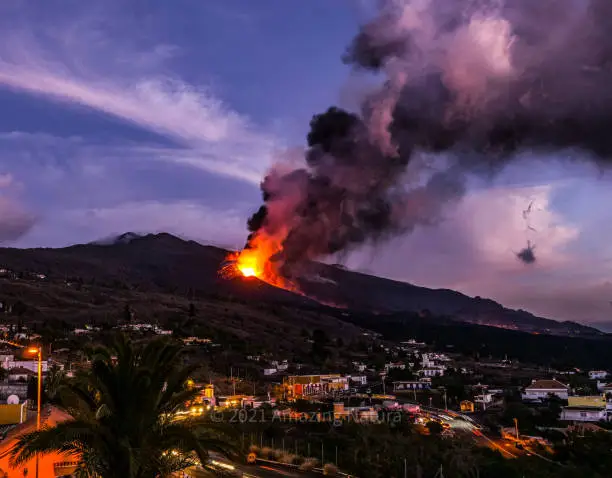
<box><xmin>0</xmin><ymin>6</ymin><xmax>278</xmax><ymax>184</ymax></box>
<box><xmin>21</xmin><ymin>200</ymin><xmax>246</xmax><ymax>249</ymax></box>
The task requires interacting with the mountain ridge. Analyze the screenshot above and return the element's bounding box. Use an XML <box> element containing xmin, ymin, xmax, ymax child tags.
<box><xmin>0</xmin><ymin>232</ymin><xmax>601</xmax><ymax>337</ymax></box>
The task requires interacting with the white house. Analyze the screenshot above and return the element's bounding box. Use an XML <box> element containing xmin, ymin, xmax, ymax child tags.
<box><xmin>393</xmin><ymin>380</ymin><xmax>431</xmax><ymax>391</ymax></box>
<box><xmin>597</xmin><ymin>381</ymin><xmax>612</xmax><ymax>393</ymax></box>
<box><xmin>561</xmin><ymin>406</ymin><xmax>607</xmax><ymax>422</ymax></box>
<box><xmin>522</xmin><ymin>379</ymin><xmax>569</xmax><ymax>401</ymax></box>
<box><xmin>474</xmin><ymin>392</ymin><xmax>494</xmax><ymax>404</ymax></box>
<box><xmin>589</xmin><ymin>370</ymin><xmax>608</xmax><ymax>380</ymax></box>
<box><xmin>0</xmin><ymin>355</ymin><xmax>48</xmax><ymax>374</ymax></box>
<box><xmin>420</xmin><ymin>367</ymin><xmax>445</xmax><ymax>378</ymax></box>
<box><xmin>8</xmin><ymin>367</ymin><xmax>35</xmax><ymax>382</ymax></box>
<box><xmin>272</xmin><ymin>360</ymin><xmax>289</xmax><ymax>372</ymax></box>
<box><xmin>348</xmin><ymin>375</ymin><xmax>367</xmax><ymax>385</ymax></box>
<box><xmin>385</xmin><ymin>362</ymin><xmax>406</xmax><ymax>371</ymax></box>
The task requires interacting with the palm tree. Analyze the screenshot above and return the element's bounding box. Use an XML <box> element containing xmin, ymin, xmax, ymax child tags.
<box><xmin>44</xmin><ymin>364</ymin><xmax>66</xmax><ymax>403</ymax></box>
<box><xmin>9</xmin><ymin>334</ymin><xmax>235</xmax><ymax>477</ymax></box>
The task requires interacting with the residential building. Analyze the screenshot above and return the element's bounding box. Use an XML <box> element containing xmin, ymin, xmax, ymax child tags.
<box><xmin>0</xmin><ymin>402</ymin><xmax>28</xmax><ymax>425</ymax></box>
<box><xmin>7</xmin><ymin>367</ymin><xmax>35</xmax><ymax>382</ymax></box>
<box><xmin>589</xmin><ymin>370</ymin><xmax>608</xmax><ymax>380</ymax></box>
<box><xmin>347</xmin><ymin>375</ymin><xmax>367</xmax><ymax>385</ymax></box>
<box><xmin>561</xmin><ymin>406</ymin><xmax>607</xmax><ymax>422</ymax></box>
<box><xmin>420</xmin><ymin>367</ymin><xmax>445</xmax><ymax>378</ymax></box>
<box><xmin>271</xmin><ymin>360</ymin><xmax>289</xmax><ymax>372</ymax></box>
<box><xmin>333</xmin><ymin>402</ymin><xmax>378</xmax><ymax>423</ymax></box>
<box><xmin>0</xmin><ymin>356</ymin><xmax>48</xmax><ymax>374</ymax></box>
<box><xmin>284</xmin><ymin>374</ymin><xmax>349</xmax><ymax>400</ymax></box>
<box><xmin>243</xmin><ymin>395</ymin><xmax>276</xmax><ymax>408</ymax></box>
<box><xmin>384</xmin><ymin>362</ymin><xmax>406</xmax><ymax>371</ymax></box>
<box><xmin>182</xmin><ymin>337</ymin><xmax>212</xmax><ymax>346</ymax></box>
<box><xmin>568</xmin><ymin>396</ymin><xmax>607</xmax><ymax>408</ymax></box>
<box><xmin>474</xmin><ymin>392</ymin><xmax>494</xmax><ymax>405</ymax></box>
<box><xmin>522</xmin><ymin>379</ymin><xmax>569</xmax><ymax>401</ymax></box>
<box><xmin>393</xmin><ymin>380</ymin><xmax>431</xmax><ymax>391</ymax></box>
<box><xmin>262</xmin><ymin>368</ymin><xmax>277</xmax><ymax>376</ymax></box>
<box><xmin>600</xmin><ymin>382</ymin><xmax>612</xmax><ymax>395</ymax></box>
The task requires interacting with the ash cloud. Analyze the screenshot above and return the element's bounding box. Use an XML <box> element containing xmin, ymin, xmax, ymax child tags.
<box><xmin>246</xmin><ymin>0</ymin><xmax>612</xmax><ymax>275</ymax></box>
<box><xmin>0</xmin><ymin>197</ymin><xmax>36</xmax><ymax>243</ymax></box>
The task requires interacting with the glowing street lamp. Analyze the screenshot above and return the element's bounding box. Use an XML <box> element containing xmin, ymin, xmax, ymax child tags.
<box><xmin>26</xmin><ymin>347</ymin><xmax>42</xmax><ymax>478</ymax></box>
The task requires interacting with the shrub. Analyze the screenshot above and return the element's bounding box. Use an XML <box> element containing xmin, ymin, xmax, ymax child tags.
<box><xmin>278</xmin><ymin>452</ymin><xmax>297</xmax><ymax>464</ymax></box>
<box><xmin>323</xmin><ymin>463</ymin><xmax>338</xmax><ymax>476</ymax></box>
<box><xmin>260</xmin><ymin>447</ymin><xmax>274</xmax><ymax>459</ymax></box>
<box><xmin>299</xmin><ymin>458</ymin><xmax>319</xmax><ymax>471</ymax></box>
<box><xmin>248</xmin><ymin>445</ymin><xmax>260</xmax><ymax>454</ymax></box>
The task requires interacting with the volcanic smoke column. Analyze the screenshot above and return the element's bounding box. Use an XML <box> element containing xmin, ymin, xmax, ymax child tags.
<box><xmin>231</xmin><ymin>0</ymin><xmax>612</xmax><ymax>285</ymax></box>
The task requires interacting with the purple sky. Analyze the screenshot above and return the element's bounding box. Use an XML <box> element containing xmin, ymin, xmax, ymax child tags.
<box><xmin>0</xmin><ymin>0</ymin><xmax>610</xmax><ymax>324</ymax></box>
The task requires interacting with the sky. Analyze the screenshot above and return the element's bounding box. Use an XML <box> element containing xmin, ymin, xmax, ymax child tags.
<box><xmin>0</xmin><ymin>0</ymin><xmax>611</xmax><ymax>325</ymax></box>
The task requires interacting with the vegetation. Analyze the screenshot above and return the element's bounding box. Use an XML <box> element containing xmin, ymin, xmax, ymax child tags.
<box><xmin>346</xmin><ymin>312</ymin><xmax>612</xmax><ymax>370</ymax></box>
<box><xmin>9</xmin><ymin>335</ymin><xmax>235</xmax><ymax>478</ymax></box>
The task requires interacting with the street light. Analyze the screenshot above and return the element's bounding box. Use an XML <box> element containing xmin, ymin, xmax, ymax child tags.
<box><xmin>26</xmin><ymin>347</ymin><xmax>42</xmax><ymax>478</ymax></box>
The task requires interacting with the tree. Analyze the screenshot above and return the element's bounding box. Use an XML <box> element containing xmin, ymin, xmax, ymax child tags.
<box><xmin>10</xmin><ymin>334</ymin><xmax>236</xmax><ymax>478</ymax></box>
<box><xmin>188</xmin><ymin>302</ymin><xmax>197</xmax><ymax>318</ymax></box>
<box><xmin>12</xmin><ymin>301</ymin><xmax>27</xmax><ymax>317</ymax></box>
<box><xmin>44</xmin><ymin>365</ymin><xmax>66</xmax><ymax>404</ymax></box>
<box><xmin>122</xmin><ymin>304</ymin><xmax>133</xmax><ymax>323</ymax></box>
<box><xmin>311</xmin><ymin>329</ymin><xmax>330</xmax><ymax>363</ymax></box>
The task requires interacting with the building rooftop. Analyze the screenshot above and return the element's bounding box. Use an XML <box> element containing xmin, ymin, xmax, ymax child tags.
<box><xmin>526</xmin><ymin>379</ymin><xmax>569</xmax><ymax>390</ymax></box>
<box><xmin>8</xmin><ymin>367</ymin><xmax>35</xmax><ymax>375</ymax></box>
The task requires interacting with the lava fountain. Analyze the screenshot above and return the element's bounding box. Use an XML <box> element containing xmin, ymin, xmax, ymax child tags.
<box><xmin>220</xmin><ymin>232</ymin><xmax>299</xmax><ymax>292</ymax></box>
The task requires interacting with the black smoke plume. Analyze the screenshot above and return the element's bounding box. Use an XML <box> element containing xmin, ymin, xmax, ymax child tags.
<box><xmin>517</xmin><ymin>241</ymin><xmax>536</xmax><ymax>264</ymax></box>
<box><xmin>246</xmin><ymin>0</ymin><xmax>612</xmax><ymax>275</ymax></box>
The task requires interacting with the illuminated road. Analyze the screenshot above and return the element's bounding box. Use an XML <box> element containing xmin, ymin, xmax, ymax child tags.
<box><xmin>187</xmin><ymin>463</ymin><xmax>321</xmax><ymax>478</ymax></box>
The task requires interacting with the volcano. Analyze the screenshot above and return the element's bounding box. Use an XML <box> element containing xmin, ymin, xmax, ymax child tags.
<box><xmin>0</xmin><ymin>232</ymin><xmax>601</xmax><ymax>337</ymax></box>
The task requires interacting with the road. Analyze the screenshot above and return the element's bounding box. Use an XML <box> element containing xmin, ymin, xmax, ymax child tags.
<box><xmin>187</xmin><ymin>463</ymin><xmax>320</xmax><ymax>478</ymax></box>
<box><xmin>186</xmin><ymin>455</ymin><xmax>323</xmax><ymax>478</ymax></box>
<box><xmin>395</xmin><ymin>398</ymin><xmax>531</xmax><ymax>459</ymax></box>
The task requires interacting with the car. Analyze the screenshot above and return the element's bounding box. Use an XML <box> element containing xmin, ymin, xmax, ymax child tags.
<box><xmin>205</xmin><ymin>460</ymin><xmax>244</xmax><ymax>477</ymax></box>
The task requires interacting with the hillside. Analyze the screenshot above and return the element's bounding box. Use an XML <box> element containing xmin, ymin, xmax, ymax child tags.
<box><xmin>0</xmin><ymin>232</ymin><xmax>601</xmax><ymax>338</ymax></box>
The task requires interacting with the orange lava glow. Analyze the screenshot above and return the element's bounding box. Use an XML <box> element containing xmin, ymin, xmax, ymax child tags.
<box><xmin>220</xmin><ymin>233</ymin><xmax>299</xmax><ymax>292</ymax></box>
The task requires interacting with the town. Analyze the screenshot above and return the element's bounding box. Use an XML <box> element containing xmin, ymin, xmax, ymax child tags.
<box><xmin>0</xmin><ymin>296</ymin><xmax>610</xmax><ymax>477</ymax></box>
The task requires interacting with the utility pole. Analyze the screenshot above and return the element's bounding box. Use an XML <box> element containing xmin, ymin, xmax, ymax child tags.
<box><xmin>443</xmin><ymin>389</ymin><xmax>448</xmax><ymax>411</ymax></box>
